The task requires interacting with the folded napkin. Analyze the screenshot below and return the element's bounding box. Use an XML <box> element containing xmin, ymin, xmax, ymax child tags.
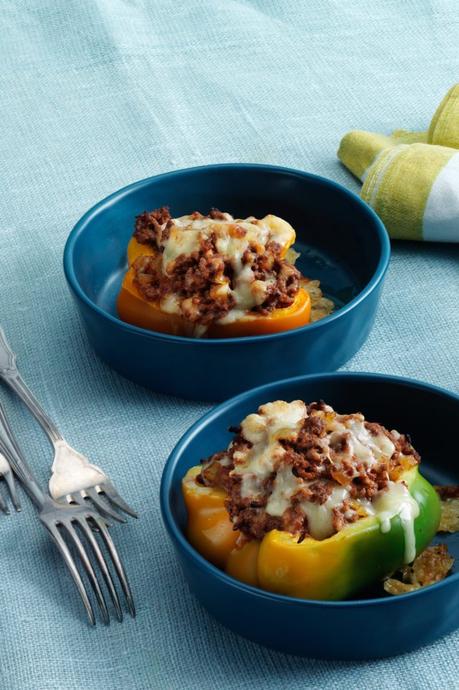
<box><xmin>338</xmin><ymin>84</ymin><xmax>459</xmax><ymax>242</ymax></box>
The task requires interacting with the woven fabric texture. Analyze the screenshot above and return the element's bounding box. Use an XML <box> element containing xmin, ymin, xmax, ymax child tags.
<box><xmin>1</xmin><ymin>1</ymin><xmax>458</xmax><ymax>688</ymax></box>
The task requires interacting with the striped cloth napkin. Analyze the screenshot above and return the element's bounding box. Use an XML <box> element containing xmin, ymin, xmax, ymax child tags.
<box><xmin>338</xmin><ymin>84</ymin><xmax>459</xmax><ymax>242</ymax></box>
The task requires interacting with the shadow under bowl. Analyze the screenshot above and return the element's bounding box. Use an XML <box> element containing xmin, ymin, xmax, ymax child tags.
<box><xmin>64</xmin><ymin>164</ymin><xmax>390</xmax><ymax>401</ymax></box>
<box><xmin>160</xmin><ymin>372</ymin><xmax>459</xmax><ymax>659</ymax></box>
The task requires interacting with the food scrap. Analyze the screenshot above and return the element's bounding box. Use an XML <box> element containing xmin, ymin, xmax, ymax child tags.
<box><xmin>384</xmin><ymin>544</ymin><xmax>455</xmax><ymax>595</ymax></box>
<box><xmin>435</xmin><ymin>485</ymin><xmax>459</xmax><ymax>533</ymax></box>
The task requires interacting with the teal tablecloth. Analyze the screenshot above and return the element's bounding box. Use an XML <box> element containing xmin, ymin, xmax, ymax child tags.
<box><xmin>1</xmin><ymin>2</ymin><xmax>459</xmax><ymax>688</ymax></box>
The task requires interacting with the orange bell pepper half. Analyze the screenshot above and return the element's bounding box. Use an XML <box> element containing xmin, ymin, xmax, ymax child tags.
<box><xmin>182</xmin><ymin>467</ymin><xmax>260</xmax><ymax>584</ymax></box>
<box><xmin>182</xmin><ymin>467</ymin><xmax>240</xmax><ymax>569</ymax></box>
<box><xmin>118</xmin><ymin>238</ymin><xmax>311</xmax><ymax>338</ymax></box>
<box><xmin>127</xmin><ymin>237</ymin><xmax>156</xmax><ymax>264</ymax></box>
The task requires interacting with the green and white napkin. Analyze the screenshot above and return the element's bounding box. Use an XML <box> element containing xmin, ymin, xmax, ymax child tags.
<box><xmin>338</xmin><ymin>84</ymin><xmax>459</xmax><ymax>242</ymax></box>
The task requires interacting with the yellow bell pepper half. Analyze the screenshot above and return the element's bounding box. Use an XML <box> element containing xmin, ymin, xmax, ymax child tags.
<box><xmin>182</xmin><ymin>465</ymin><xmax>441</xmax><ymax>600</ymax></box>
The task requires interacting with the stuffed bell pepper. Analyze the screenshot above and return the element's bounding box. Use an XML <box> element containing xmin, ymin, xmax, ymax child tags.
<box><xmin>182</xmin><ymin>400</ymin><xmax>441</xmax><ymax>600</ymax></box>
<box><xmin>117</xmin><ymin>207</ymin><xmax>333</xmax><ymax>337</ymax></box>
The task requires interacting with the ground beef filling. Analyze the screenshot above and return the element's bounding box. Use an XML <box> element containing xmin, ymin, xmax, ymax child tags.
<box><xmin>134</xmin><ymin>206</ymin><xmax>173</xmax><ymax>245</ymax></box>
<box><xmin>134</xmin><ymin>237</ymin><xmax>235</xmax><ymax>324</ymax></box>
<box><xmin>131</xmin><ymin>207</ymin><xmax>301</xmax><ymax>325</ymax></box>
<box><xmin>199</xmin><ymin>401</ymin><xmax>419</xmax><ymax>542</ymax></box>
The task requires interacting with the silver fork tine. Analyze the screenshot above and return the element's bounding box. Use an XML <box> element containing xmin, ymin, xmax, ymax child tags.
<box><xmin>0</xmin><ymin>398</ymin><xmax>135</xmax><ymax>624</ymax></box>
<box><xmin>44</xmin><ymin>522</ymin><xmax>96</xmax><ymax>626</ymax></box>
<box><xmin>3</xmin><ymin>468</ymin><xmax>21</xmax><ymax>511</ymax></box>
<box><xmin>65</xmin><ymin>490</ymin><xmax>124</xmax><ymax>524</ymax></box>
<box><xmin>99</xmin><ymin>482</ymin><xmax>138</xmax><ymax>519</ymax></box>
<box><xmin>0</xmin><ymin>488</ymin><xmax>9</xmax><ymax>514</ymax></box>
<box><xmin>85</xmin><ymin>488</ymin><xmax>127</xmax><ymax>524</ymax></box>
<box><xmin>64</xmin><ymin>520</ymin><xmax>110</xmax><ymax>625</ymax></box>
<box><xmin>92</xmin><ymin>515</ymin><xmax>136</xmax><ymax>617</ymax></box>
<box><xmin>63</xmin><ymin>492</ymin><xmax>93</xmax><ymax>512</ymax></box>
<box><xmin>76</xmin><ymin>517</ymin><xmax>123</xmax><ymax>622</ymax></box>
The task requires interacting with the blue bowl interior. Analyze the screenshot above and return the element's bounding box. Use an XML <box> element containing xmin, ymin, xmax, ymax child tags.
<box><xmin>164</xmin><ymin>373</ymin><xmax>459</xmax><ymax>599</ymax></box>
<box><xmin>69</xmin><ymin>166</ymin><xmax>386</xmax><ymax>324</ymax></box>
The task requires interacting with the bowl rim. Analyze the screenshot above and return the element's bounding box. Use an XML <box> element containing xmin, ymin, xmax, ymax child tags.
<box><xmin>63</xmin><ymin>163</ymin><xmax>391</xmax><ymax>345</ymax></box>
<box><xmin>160</xmin><ymin>371</ymin><xmax>459</xmax><ymax>608</ymax></box>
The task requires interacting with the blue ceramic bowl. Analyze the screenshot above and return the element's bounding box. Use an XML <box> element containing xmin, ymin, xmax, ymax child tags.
<box><xmin>64</xmin><ymin>164</ymin><xmax>389</xmax><ymax>401</ymax></box>
<box><xmin>160</xmin><ymin>372</ymin><xmax>459</xmax><ymax>659</ymax></box>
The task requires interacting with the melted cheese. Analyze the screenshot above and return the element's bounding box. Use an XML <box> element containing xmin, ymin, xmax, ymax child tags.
<box><xmin>266</xmin><ymin>466</ymin><xmax>302</xmax><ymax>516</ymax></box>
<box><xmin>162</xmin><ymin>226</ymin><xmax>201</xmax><ymax>272</ymax></box>
<box><xmin>226</xmin><ymin>400</ymin><xmax>420</xmax><ymax>548</ymax></box>
<box><xmin>299</xmin><ymin>485</ymin><xmax>350</xmax><ymax>540</ymax></box>
<box><xmin>160</xmin><ymin>293</ymin><xmax>181</xmax><ymax>314</ymax></box>
<box><xmin>369</xmin><ymin>481</ymin><xmax>420</xmax><ymax>563</ymax></box>
<box><xmin>233</xmin><ymin>400</ymin><xmax>306</xmax><ymax>499</ymax></box>
<box><xmin>327</xmin><ymin>415</ymin><xmax>395</xmax><ymax>471</ymax></box>
<box><xmin>157</xmin><ymin>213</ymin><xmax>296</xmax><ymax>320</ymax></box>
<box><xmin>264</xmin><ymin>465</ymin><xmax>351</xmax><ymax>540</ymax></box>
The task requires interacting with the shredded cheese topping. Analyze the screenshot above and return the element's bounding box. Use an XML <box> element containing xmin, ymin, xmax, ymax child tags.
<box><xmin>160</xmin><ymin>213</ymin><xmax>295</xmax><ymax>320</ymax></box>
<box><xmin>131</xmin><ymin>209</ymin><xmax>335</xmax><ymax>333</ymax></box>
<box><xmin>202</xmin><ymin>400</ymin><xmax>421</xmax><ymax>559</ymax></box>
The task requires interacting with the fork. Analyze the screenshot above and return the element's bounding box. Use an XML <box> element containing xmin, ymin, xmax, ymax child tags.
<box><xmin>0</xmin><ymin>446</ymin><xmax>21</xmax><ymax>514</ymax></box>
<box><xmin>0</xmin><ymin>401</ymin><xmax>135</xmax><ymax>624</ymax></box>
<box><xmin>0</xmin><ymin>327</ymin><xmax>137</xmax><ymax>522</ymax></box>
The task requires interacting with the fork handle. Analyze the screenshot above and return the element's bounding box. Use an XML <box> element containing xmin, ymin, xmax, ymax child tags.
<box><xmin>0</xmin><ymin>403</ymin><xmax>45</xmax><ymax>507</ymax></box>
<box><xmin>0</xmin><ymin>327</ymin><xmax>63</xmax><ymax>444</ymax></box>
